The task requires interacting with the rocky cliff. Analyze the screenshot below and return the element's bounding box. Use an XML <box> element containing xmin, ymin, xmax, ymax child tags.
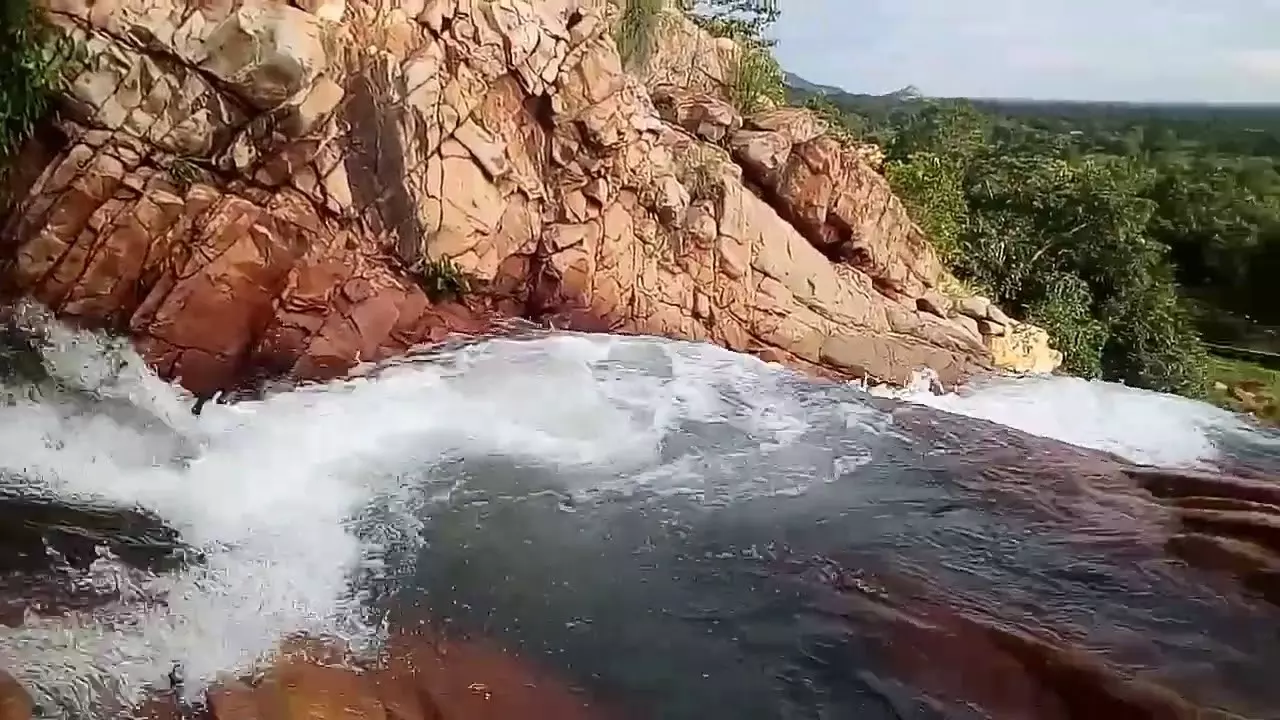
<box><xmin>0</xmin><ymin>0</ymin><xmax>1058</xmax><ymax>396</ymax></box>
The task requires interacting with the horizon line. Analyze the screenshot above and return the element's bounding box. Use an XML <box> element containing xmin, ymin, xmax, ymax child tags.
<box><xmin>783</xmin><ymin>74</ymin><xmax>1280</xmax><ymax>109</ymax></box>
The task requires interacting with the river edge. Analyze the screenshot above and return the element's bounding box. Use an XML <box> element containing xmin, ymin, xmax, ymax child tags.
<box><xmin>3</xmin><ymin>316</ymin><xmax>1280</xmax><ymax>719</ymax></box>
<box><xmin>2</xmin><ymin>441</ymin><xmax>1280</xmax><ymax>719</ymax></box>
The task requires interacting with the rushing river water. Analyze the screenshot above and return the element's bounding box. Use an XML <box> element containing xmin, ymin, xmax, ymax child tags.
<box><xmin>1</xmin><ymin>317</ymin><xmax>1279</xmax><ymax>719</ymax></box>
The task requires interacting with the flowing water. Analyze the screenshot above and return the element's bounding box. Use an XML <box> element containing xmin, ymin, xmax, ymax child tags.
<box><xmin>1</xmin><ymin>313</ymin><xmax>1279</xmax><ymax>719</ymax></box>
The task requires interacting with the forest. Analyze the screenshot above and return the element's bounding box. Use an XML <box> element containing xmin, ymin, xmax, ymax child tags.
<box><xmin>789</xmin><ymin>84</ymin><xmax>1280</xmax><ymax>414</ymax></box>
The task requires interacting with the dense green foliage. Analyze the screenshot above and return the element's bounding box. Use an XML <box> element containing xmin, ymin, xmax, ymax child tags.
<box><xmin>789</xmin><ymin>84</ymin><xmax>1280</xmax><ymax>397</ymax></box>
<box><xmin>0</xmin><ymin>0</ymin><xmax>67</xmax><ymax>161</ymax></box>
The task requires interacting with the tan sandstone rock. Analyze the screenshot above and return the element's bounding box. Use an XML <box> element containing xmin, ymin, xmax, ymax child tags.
<box><xmin>956</xmin><ymin>295</ymin><xmax>993</xmax><ymax>320</ymax></box>
<box><xmin>0</xmin><ymin>0</ymin><xmax>996</xmax><ymax>394</ymax></box>
<box><xmin>986</xmin><ymin>321</ymin><xmax>1063</xmax><ymax>375</ymax></box>
<box><xmin>650</xmin><ymin>85</ymin><xmax>741</xmax><ymax>143</ymax></box>
<box><xmin>976</xmin><ymin>318</ymin><xmax>1006</xmax><ymax>337</ymax></box>
<box><xmin>627</xmin><ymin>0</ymin><xmax>738</xmax><ymax>99</ymax></box>
<box><xmin>728</xmin><ymin>108</ymin><xmax>943</xmax><ymax>299</ymax></box>
<box><xmin>916</xmin><ymin>291</ymin><xmax>952</xmax><ymax>319</ymax></box>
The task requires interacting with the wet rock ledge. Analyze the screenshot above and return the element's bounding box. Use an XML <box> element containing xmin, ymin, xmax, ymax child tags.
<box><xmin>0</xmin><ymin>0</ymin><xmax>1059</xmax><ymax>399</ymax></box>
<box><xmin>0</xmin><ymin>633</ymin><xmax>612</xmax><ymax>720</ymax></box>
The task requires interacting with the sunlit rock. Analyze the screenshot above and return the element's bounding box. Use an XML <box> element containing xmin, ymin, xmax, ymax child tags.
<box><xmin>0</xmin><ymin>0</ymin><xmax>1047</xmax><ymax>398</ymax></box>
<box><xmin>986</xmin><ymin>321</ymin><xmax>1063</xmax><ymax>375</ymax></box>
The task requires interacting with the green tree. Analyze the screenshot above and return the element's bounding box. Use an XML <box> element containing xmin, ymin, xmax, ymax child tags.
<box><xmin>868</xmin><ymin>101</ymin><xmax>1208</xmax><ymax>392</ymax></box>
<box><xmin>1099</xmin><ymin>274</ymin><xmax>1208</xmax><ymax>396</ymax></box>
<box><xmin>1021</xmin><ymin>272</ymin><xmax>1108</xmax><ymax>378</ymax></box>
<box><xmin>1145</xmin><ymin>155</ymin><xmax>1280</xmax><ymax>323</ymax></box>
<box><xmin>787</xmin><ymin>80</ymin><xmax>1280</xmax><ymax>390</ymax></box>
<box><xmin>884</xmin><ymin>101</ymin><xmax>991</xmax><ymax>166</ymax></box>
<box><xmin>1</xmin><ymin>0</ymin><xmax>67</xmax><ymax>151</ymax></box>
<box><xmin>884</xmin><ymin>152</ymin><xmax>968</xmax><ymax>263</ymax></box>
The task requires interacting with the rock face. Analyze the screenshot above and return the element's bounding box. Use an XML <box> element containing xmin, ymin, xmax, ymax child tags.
<box><xmin>728</xmin><ymin>107</ymin><xmax>943</xmax><ymax>298</ymax></box>
<box><xmin>629</xmin><ymin>1</ymin><xmax>738</xmax><ymax>99</ymax></box>
<box><xmin>0</xmin><ymin>0</ymin><xmax>1038</xmax><ymax>395</ymax></box>
<box><xmin>985</xmin><ymin>321</ymin><xmax>1062</xmax><ymax>375</ymax></box>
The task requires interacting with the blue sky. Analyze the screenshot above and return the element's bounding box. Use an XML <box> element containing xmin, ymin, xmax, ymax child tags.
<box><xmin>771</xmin><ymin>0</ymin><xmax>1280</xmax><ymax>103</ymax></box>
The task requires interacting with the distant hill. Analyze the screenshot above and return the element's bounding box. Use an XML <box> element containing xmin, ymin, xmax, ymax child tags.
<box><xmin>782</xmin><ymin>72</ymin><xmax>923</xmax><ymax>106</ymax></box>
<box><xmin>781</xmin><ymin>72</ymin><xmax>1280</xmax><ymax>129</ymax></box>
<box><xmin>783</xmin><ymin>72</ymin><xmax>1280</xmax><ymax>114</ymax></box>
<box><xmin>781</xmin><ymin>72</ymin><xmax>845</xmax><ymax>96</ymax></box>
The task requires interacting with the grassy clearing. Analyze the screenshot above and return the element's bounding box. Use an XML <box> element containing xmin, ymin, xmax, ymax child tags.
<box><xmin>1205</xmin><ymin>354</ymin><xmax>1280</xmax><ymax>423</ymax></box>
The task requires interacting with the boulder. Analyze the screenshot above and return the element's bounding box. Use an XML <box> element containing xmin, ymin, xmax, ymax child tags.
<box><xmin>985</xmin><ymin>321</ymin><xmax>1063</xmax><ymax>375</ymax></box>
<box><xmin>650</xmin><ymin>85</ymin><xmax>741</xmax><ymax>143</ymax></box>
<box><xmin>951</xmin><ymin>314</ymin><xmax>982</xmax><ymax>341</ymax></box>
<box><xmin>0</xmin><ymin>489</ymin><xmax>191</xmax><ymax>576</ymax></box>
<box><xmin>916</xmin><ymin>291</ymin><xmax>952</xmax><ymax>318</ymax></box>
<box><xmin>957</xmin><ymin>295</ymin><xmax>993</xmax><ymax>320</ymax></box>
<box><xmin>727</xmin><ymin>108</ymin><xmax>944</xmax><ymax>298</ymax></box>
<box><xmin>976</xmin><ymin>318</ymin><xmax>1007</xmax><ymax>337</ymax></box>
<box><xmin>987</xmin><ymin>303</ymin><xmax>1013</xmax><ymax>326</ymax></box>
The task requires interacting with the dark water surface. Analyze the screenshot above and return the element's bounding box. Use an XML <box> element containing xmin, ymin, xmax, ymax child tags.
<box><xmin>3</xmin><ymin>327</ymin><xmax>1280</xmax><ymax>720</ymax></box>
<box><xmin>385</xmin><ymin>377</ymin><xmax>1280</xmax><ymax>720</ymax></box>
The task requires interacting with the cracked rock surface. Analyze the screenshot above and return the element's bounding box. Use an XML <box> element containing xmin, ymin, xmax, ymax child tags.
<box><xmin>0</xmin><ymin>0</ymin><xmax>1018</xmax><ymax>395</ymax></box>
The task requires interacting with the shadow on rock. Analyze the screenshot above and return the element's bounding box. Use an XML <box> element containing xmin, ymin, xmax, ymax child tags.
<box><xmin>0</xmin><ymin>488</ymin><xmax>195</xmax><ymax>627</ymax></box>
<box><xmin>1124</xmin><ymin>467</ymin><xmax>1280</xmax><ymax>608</ymax></box>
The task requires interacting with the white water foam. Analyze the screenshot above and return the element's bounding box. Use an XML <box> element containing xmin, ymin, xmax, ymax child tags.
<box><xmin>1</xmin><ymin>320</ymin><xmax>1272</xmax><ymax>715</ymax></box>
<box><xmin>896</xmin><ymin>370</ymin><xmax>1274</xmax><ymax>468</ymax></box>
<box><xmin>0</xmin><ymin>328</ymin><xmax>813</xmax><ymax>714</ymax></box>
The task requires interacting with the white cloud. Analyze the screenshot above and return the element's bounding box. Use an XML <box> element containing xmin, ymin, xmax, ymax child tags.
<box><xmin>1228</xmin><ymin>49</ymin><xmax>1280</xmax><ymax>78</ymax></box>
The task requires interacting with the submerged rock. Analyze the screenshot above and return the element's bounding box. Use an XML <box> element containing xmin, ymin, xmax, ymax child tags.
<box><xmin>0</xmin><ymin>488</ymin><xmax>195</xmax><ymax>626</ymax></box>
<box><xmin>0</xmin><ymin>489</ymin><xmax>191</xmax><ymax>574</ymax></box>
<box><xmin>127</xmin><ymin>632</ymin><xmax>611</xmax><ymax>720</ymax></box>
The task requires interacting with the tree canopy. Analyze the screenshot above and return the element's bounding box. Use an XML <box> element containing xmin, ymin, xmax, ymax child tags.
<box><xmin>791</xmin><ymin>86</ymin><xmax>1280</xmax><ymax>397</ymax></box>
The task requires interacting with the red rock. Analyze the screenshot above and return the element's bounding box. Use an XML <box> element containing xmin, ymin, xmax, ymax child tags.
<box><xmin>388</xmin><ymin>631</ymin><xmax>605</xmax><ymax>720</ymax></box>
<box><xmin>0</xmin><ymin>671</ymin><xmax>31</xmax><ymax>720</ymax></box>
<box><xmin>0</xmin><ymin>0</ymin><xmax>1027</xmax><ymax>395</ymax></box>
<box><xmin>140</xmin><ymin>632</ymin><xmax>614</xmax><ymax>720</ymax></box>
